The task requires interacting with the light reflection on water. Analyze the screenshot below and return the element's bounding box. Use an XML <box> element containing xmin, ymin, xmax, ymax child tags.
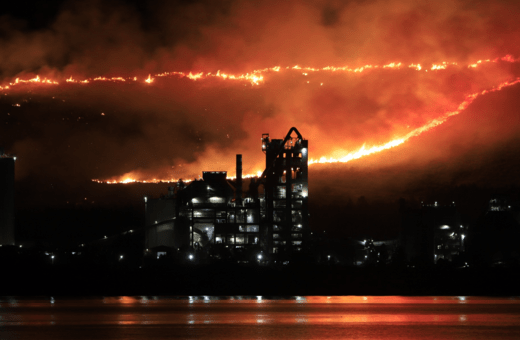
<box><xmin>0</xmin><ymin>296</ymin><xmax>520</xmax><ymax>339</ymax></box>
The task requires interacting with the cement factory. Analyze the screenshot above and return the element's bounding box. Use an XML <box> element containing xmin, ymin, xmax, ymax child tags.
<box><xmin>2</xmin><ymin>128</ymin><xmax>519</xmax><ymax>268</ymax></box>
<box><xmin>144</xmin><ymin>127</ymin><xmax>309</xmax><ymax>256</ymax></box>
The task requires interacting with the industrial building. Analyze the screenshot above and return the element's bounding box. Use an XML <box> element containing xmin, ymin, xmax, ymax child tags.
<box><xmin>145</xmin><ymin>127</ymin><xmax>309</xmax><ymax>257</ymax></box>
<box><xmin>401</xmin><ymin>202</ymin><xmax>467</xmax><ymax>265</ymax></box>
<box><xmin>0</xmin><ymin>147</ymin><xmax>15</xmax><ymax>246</ymax></box>
<box><xmin>467</xmin><ymin>197</ymin><xmax>520</xmax><ymax>266</ymax></box>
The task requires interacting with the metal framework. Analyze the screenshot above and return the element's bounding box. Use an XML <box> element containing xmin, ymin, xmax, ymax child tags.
<box><xmin>144</xmin><ymin>128</ymin><xmax>309</xmax><ymax>255</ymax></box>
<box><xmin>259</xmin><ymin>127</ymin><xmax>309</xmax><ymax>253</ymax></box>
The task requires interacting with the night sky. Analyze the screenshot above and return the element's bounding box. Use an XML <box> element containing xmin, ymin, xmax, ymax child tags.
<box><xmin>1</xmin><ymin>0</ymin><xmax>520</xmax><ymax>243</ymax></box>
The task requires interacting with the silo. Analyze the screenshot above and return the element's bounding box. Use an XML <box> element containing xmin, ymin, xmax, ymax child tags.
<box><xmin>0</xmin><ymin>149</ymin><xmax>15</xmax><ymax>245</ymax></box>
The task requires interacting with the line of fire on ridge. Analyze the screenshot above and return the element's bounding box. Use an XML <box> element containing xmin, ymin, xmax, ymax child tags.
<box><xmin>1</xmin><ymin>55</ymin><xmax>518</xmax><ymax>91</ymax></box>
<box><xmin>92</xmin><ymin>76</ymin><xmax>520</xmax><ymax>184</ymax></box>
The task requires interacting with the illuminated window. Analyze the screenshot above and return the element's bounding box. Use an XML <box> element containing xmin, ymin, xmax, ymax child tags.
<box><xmin>247</xmin><ymin>225</ymin><xmax>259</xmax><ymax>232</ymax></box>
<box><xmin>246</xmin><ymin>209</ymin><xmax>258</xmax><ymax>223</ymax></box>
<box><xmin>236</xmin><ymin>234</ymin><xmax>245</xmax><ymax>244</ymax></box>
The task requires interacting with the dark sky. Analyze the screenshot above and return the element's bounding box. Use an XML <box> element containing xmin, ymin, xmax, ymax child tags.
<box><xmin>1</xmin><ymin>0</ymin><xmax>520</xmax><ymax>241</ymax></box>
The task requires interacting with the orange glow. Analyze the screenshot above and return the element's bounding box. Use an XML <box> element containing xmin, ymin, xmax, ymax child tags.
<box><xmin>1</xmin><ymin>55</ymin><xmax>517</xmax><ymax>92</ymax></box>
<box><xmin>187</xmin><ymin>72</ymin><xmax>204</xmax><ymax>80</ymax></box>
<box><xmin>92</xmin><ymin>75</ymin><xmax>520</xmax><ymax>184</ymax></box>
<box><xmin>309</xmin><ymin>77</ymin><xmax>520</xmax><ymax>165</ymax></box>
<box><xmin>1</xmin><ymin>55</ymin><xmax>518</xmax><ymax>185</ymax></box>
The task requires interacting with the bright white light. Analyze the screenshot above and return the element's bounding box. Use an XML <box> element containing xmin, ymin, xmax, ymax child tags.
<box><xmin>120</xmin><ymin>255</ymin><xmax>123</xmax><ymax>259</ymax></box>
<box><xmin>257</xmin><ymin>254</ymin><xmax>263</xmax><ymax>260</ymax></box>
<box><xmin>104</xmin><ymin>235</ymin><xmax>107</xmax><ymax>239</ymax></box>
<box><xmin>51</xmin><ymin>255</ymin><xmax>55</xmax><ymax>259</ymax></box>
<box><xmin>461</xmin><ymin>234</ymin><xmax>465</xmax><ymax>240</ymax></box>
<box><xmin>440</xmin><ymin>225</ymin><xmax>450</xmax><ymax>230</ymax></box>
<box><xmin>327</xmin><ymin>255</ymin><xmax>331</xmax><ymax>260</ymax></box>
<box><xmin>144</xmin><ymin>196</ymin><xmax>147</xmax><ymax>202</ymax></box>
<box><xmin>189</xmin><ymin>254</ymin><xmax>194</xmax><ymax>260</ymax></box>
<box><xmin>13</xmin><ymin>157</ymin><xmax>17</xmax><ymax>161</ymax></box>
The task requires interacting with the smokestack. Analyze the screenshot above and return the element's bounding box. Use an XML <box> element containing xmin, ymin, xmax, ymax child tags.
<box><xmin>236</xmin><ymin>154</ymin><xmax>242</xmax><ymax>204</ymax></box>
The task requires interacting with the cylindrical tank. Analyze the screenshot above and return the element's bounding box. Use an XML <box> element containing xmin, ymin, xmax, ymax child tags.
<box><xmin>0</xmin><ymin>155</ymin><xmax>15</xmax><ymax>245</ymax></box>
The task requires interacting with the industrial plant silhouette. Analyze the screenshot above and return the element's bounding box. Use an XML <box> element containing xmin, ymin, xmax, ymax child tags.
<box><xmin>1</xmin><ymin>128</ymin><xmax>520</xmax><ymax>296</ymax></box>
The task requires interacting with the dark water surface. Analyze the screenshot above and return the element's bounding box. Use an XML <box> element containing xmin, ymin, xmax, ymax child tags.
<box><xmin>1</xmin><ymin>296</ymin><xmax>519</xmax><ymax>339</ymax></box>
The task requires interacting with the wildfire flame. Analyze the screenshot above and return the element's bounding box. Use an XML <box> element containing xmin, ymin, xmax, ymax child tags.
<box><xmin>309</xmin><ymin>77</ymin><xmax>520</xmax><ymax>165</ymax></box>
<box><xmin>1</xmin><ymin>54</ymin><xmax>518</xmax><ymax>91</ymax></box>
<box><xmin>92</xmin><ymin>76</ymin><xmax>520</xmax><ymax>184</ymax></box>
<box><xmin>1</xmin><ymin>54</ymin><xmax>518</xmax><ymax>184</ymax></box>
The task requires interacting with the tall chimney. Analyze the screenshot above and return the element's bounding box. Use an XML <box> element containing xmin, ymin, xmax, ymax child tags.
<box><xmin>236</xmin><ymin>154</ymin><xmax>242</xmax><ymax>204</ymax></box>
